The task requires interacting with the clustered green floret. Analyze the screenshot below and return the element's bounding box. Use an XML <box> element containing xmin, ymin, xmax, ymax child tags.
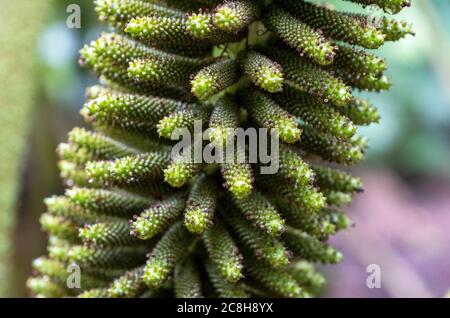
<box><xmin>29</xmin><ymin>0</ymin><xmax>412</xmax><ymax>298</ymax></box>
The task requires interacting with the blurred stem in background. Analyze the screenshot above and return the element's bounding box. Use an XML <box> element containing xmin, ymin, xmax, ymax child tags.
<box><xmin>419</xmin><ymin>1</ymin><xmax>450</xmax><ymax>104</ymax></box>
<box><xmin>0</xmin><ymin>0</ymin><xmax>51</xmax><ymax>296</ymax></box>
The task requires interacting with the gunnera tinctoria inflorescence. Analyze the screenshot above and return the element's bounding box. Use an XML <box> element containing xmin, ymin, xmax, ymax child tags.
<box><xmin>28</xmin><ymin>0</ymin><xmax>413</xmax><ymax>298</ymax></box>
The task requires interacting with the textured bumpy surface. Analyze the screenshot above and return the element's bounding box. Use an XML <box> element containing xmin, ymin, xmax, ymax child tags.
<box><xmin>29</xmin><ymin>0</ymin><xmax>413</xmax><ymax>298</ymax></box>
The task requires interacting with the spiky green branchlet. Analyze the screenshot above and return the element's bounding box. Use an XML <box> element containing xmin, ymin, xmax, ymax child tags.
<box><xmin>299</xmin><ymin>125</ymin><xmax>364</xmax><ymax>165</ymax></box>
<box><xmin>283</xmin><ymin>227</ymin><xmax>343</xmax><ymax>264</ymax></box>
<box><xmin>257</xmin><ymin>174</ymin><xmax>326</xmax><ymax>214</ymax></box>
<box><xmin>205</xmin><ymin>260</ymin><xmax>249</xmax><ymax>298</ymax></box>
<box><xmin>67</xmin><ymin>128</ymin><xmax>139</xmax><ymax>162</ymax></box>
<box><xmin>174</xmin><ymin>258</ymin><xmax>203</xmax><ymax>298</ymax></box>
<box><xmin>95</xmin><ymin>0</ymin><xmax>183</xmax><ymax>30</ymax></box>
<box><xmin>203</xmin><ymin>221</ymin><xmax>244</xmax><ymax>283</ymax></box>
<box><xmin>276</xmin><ymin>144</ymin><xmax>315</xmax><ymax>186</ymax></box>
<box><xmin>66</xmin><ymin>187</ymin><xmax>151</xmax><ymax>217</ymax></box>
<box><xmin>238</xmin><ymin>50</ymin><xmax>284</xmax><ymax>93</ymax></box>
<box><xmin>379</xmin><ymin>16</ymin><xmax>414</xmax><ymax>41</ymax></box>
<box><xmin>27</xmin><ymin>277</ymin><xmax>66</xmax><ymax>298</ymax></box>
<box><xmin>79</xmin><ymin>33</ymin><xmax>188</xmax><ymax>98</ymax></box>
<box><xmin>131</xmin><ymin>195</ymin><xmax>185</xmax><ymax>240</ymax></box>
<box><xmin>184</xmin><ymin>176</ymin><xmax>218</xmax><ymax>233</ymax></box>
<box><xmin>208</xmin><ymin>95</ymin><xmax>240</xmax><ymax>146</ymax></box>
<box><xmin>341</xmin><ymin>97</ymin><xmax>381</xmax><ymax>126</ymax></box>
<box><xmin>312</xmin><ymin>166</ymin><xmax>364</xmax><ymax>194</ymax></box>
<box><xmin>221</xmin><ymin>147</ymin><xmax>254</xmax><ymax>199</ymax></box>
<box><xmin>265</xmin><ymin>6</ymin><xmax>335</xmax><ymax>66</ymax></box>
<box><xmin>333</xmin><ymin>44</ymin><xmax>387</xmax><ymax>79</ymax></box>
<box><xmin>60</xmin><ymin>245</ymin><xmax>147</xmax><ymax>269</ymax></box>
<box><xmin>262</xmin><ymin>46</ymin><xmax>353</xmax><ymax>107</ymax></box>
<box><xmin>240</xmin><ymin>88</ymin><xmax>301</xmax><ymax>143</ymax></box>
<box><xmin>280</xmin><ymin>0</ymin><xmax>385</xmax><ymax>49</ymax></box>
<box><xmin>127</xmin><ymin>55</ymin><xmax>212</xmax><ymax>85</ymax></box>
<box><xmin>157</xmin><ymin>105</ymin><xmax>211</xmax><ymax>139</ymax></box>
<box><xmin>81</xmin><ymin>91</ymin><xmax>185</xmax><ymax>135</ymax></box>
<box><xmin>86</xmin><ymin>152</ymin><xmax>170</xmax><ymax>188</ymax></box>
<box><xmin>191</xmin><ymin>59</ymin><xmax>240</xmax><ymax>101</ymax></box>
<box><xmin>274</xmin><ymin>85</ymin><xmax>357</xmax><ymax>139</ymax></box>
<box><xmin>107</xmin><ymin>267</ymin><xmax>146</xmax><ymax>298</ymax></box>
<box><xmin>213</xmin><ymin>0</ymin><xmax>260</xmax><ymax>32</ymax></box>
<box><xmin>125</xmin><ymin>13</ymin><xmax>244</xmax><ymax>47</ymax></box>
<box><xmin>31</xmin><ymin>0</ymin><xmax>412</xmax><ymax>298</ymax></box>
<box><xmin>32</xmin><ymin>257</ymin><xmax>108</xmax><ymax>293</ymax></box>
<box><xmin>79</xmin><ymin>221</ymin><xmax>141</xmax><ymax>247</ymax></box>
<box><xmin>223</xmin><ymin>209</ymin><xmax>290</xmax><ymax>268</ymax></box>
<box><xmin>164</xmin><ymin>160</ymin><xmax>204</xmax><ymax>188</ymax></box>
<box><xmin>234</xmin><ymin>191</ymin><xmax>285</xmax><ymax>237</ymax></box>
<box><xmin>142</xmin><ymin>222</ymin><xmax>195</xmax><ymax>288</ymax></box>
<box><xmin>244</xmin><ymin>255</ymin><xmax>308</xmax><ymax>298</ymax></box>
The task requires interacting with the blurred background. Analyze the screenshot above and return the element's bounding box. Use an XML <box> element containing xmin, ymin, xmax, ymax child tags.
<box><xmin>0</xmin><ymin>0</ymin><xmax>449</xmax><ymax>297</ymax></box>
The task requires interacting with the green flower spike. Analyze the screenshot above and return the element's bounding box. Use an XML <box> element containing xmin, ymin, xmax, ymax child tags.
<box><xmin>277</xmin><ymin>143</ymin><xmax>315</xmax><ymax>187</ymax></box>
<box><xmin>324</xmin><ymin>191</ymin><xmax>353</xmax><ymax>207</ymax></box>
<box><xmin>163</xmin><ymin>140</ymin><xmax>205</xmax><ymax>189</ymax></box>
<box><xmin>32</xmin><ymin>257</ymin><xmax>107</xmax><ymax>292</ymax></box>
<box><xmin>380</xmin><ymin>17</ymin><xmax>414</xmax><ymax>41</ymax></box>
<box><xmin>340</xmin><ymin>97</ymin><xmax>381</xmax><ymax>126</ymax></box>
<box><xmin>31</xmin><ymin>0</ymin><xmax>413</xmax><ymax>298</ymax></box>
<box><xmin>127</xmin><ymin>55</ymin><xmax>212</xmax><ymax>86</ymax></box>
